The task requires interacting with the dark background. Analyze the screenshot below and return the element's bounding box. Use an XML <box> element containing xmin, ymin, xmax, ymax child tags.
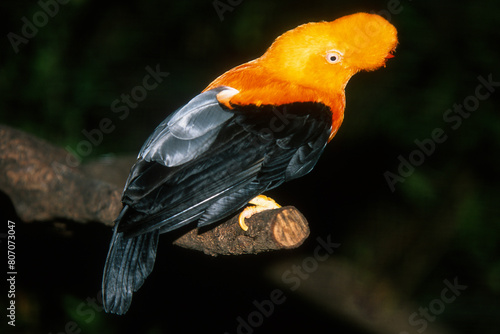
<box><xmin>1</xmin><ymin>0</ymin><xmax>499</xmax><ymax>333</ymax></box>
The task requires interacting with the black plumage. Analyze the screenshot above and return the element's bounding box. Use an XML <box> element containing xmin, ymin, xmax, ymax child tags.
<box><xmin>102</xmin><ymin>86</ymin><xmax>332</xmax><ymax>314</ymax></box>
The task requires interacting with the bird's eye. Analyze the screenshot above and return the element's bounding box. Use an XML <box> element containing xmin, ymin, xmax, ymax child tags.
<box><xmin>326</xmin><ymin>51</ymin><xmax>342</xmax><ymax>64</ymax></box>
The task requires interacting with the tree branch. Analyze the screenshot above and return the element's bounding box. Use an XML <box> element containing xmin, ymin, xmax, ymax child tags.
<box><xmin>0</xmin><ymin>125</ymin><xmax>310</xmax><ymax>254</ymax></box>
<box><xmin>173</xmin><ymin>206</ymin><xmax>309</xmax><ymax>256</ymax></box>
<box><xmin>0</xmin><ymin>125</ymin><xmax>120</xmax><ymax>225</ymax></box>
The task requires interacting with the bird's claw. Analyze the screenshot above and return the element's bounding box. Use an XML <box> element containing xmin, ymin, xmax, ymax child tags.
<box><xmin>238</xmin><ymin>195</ymin><xmax>281</xmax><ymax>231</ymax></box>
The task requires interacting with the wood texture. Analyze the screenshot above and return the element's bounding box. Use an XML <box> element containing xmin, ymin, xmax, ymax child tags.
<box><xmin>0</xmin><ymin>125</ymin><xmax>310</xmax><ymax>255</ymax></box>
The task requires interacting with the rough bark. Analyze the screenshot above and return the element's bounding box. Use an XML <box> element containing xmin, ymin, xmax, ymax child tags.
<box><xmin>173</xmin><ymin>206</ymin><xmax>309</xmax><ymax>256</ymax></box>
<box><xmin>0</xmin><ymin>124</ymin><xmax>309</xmax><ymax>254</ymax></box>
<box><xmin>0</xmin><ymin>125</ymin><xmax>120</xmax><ymax>225</ymax></box>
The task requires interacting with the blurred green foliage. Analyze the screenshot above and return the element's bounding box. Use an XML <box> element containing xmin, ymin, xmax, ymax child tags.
<box><xmin>1</xmin><ymin>0</ymin><xmax>499</xmax><ymax>333</ymax></box>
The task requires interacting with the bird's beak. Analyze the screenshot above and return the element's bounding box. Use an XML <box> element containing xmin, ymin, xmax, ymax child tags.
<box><xmin>385</xmin><ymin>53</ymin><xmax>395</xmax><ymax>59</ymax></box>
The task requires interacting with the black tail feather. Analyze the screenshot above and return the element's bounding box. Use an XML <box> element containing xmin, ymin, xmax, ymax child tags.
<box><xmin>102</xmin><ymin>206</ymin><xmax>159</xmax><ymax>314</ymax></box>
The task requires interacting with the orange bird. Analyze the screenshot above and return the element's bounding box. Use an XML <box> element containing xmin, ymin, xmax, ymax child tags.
<box><xmin>102</xmin><ymin>12</ymin><xmax>398</xmax><ymax>314</ymax></box>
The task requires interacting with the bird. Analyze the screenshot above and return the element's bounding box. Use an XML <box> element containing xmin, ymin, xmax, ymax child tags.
<box><xmin>102</xmin><ymin>12</ymin><xmax>398</xmax><ymax>314</ymax></box>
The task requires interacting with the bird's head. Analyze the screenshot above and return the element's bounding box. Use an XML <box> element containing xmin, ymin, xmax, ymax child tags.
<box><xmin>260</xmin><ymin>12</ymin><xmax>398</xmax><ymax>93</ymax></box>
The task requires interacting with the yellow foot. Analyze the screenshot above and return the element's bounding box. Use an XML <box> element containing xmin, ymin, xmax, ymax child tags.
<box><xmin>238</xmin><ymin>195</ymin><xmax>281</xmax><ymax>231</ymax></box>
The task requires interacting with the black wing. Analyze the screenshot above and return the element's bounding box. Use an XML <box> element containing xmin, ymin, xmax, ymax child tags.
<box><xmin>103</xmin><ymin>86</ymin><xmax>332</xmax><ymax>314</ymax></box>
<box><xmin>118</xmin><ymin>87</ymin><xmax>332</xmax><ymax>237</ymax></box>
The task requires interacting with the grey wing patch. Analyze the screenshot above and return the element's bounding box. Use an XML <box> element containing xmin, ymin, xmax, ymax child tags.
<box><xmin>138</xmin><ymin>86</ymin><xmax>238</xmax><ymax>167</ymax></box>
